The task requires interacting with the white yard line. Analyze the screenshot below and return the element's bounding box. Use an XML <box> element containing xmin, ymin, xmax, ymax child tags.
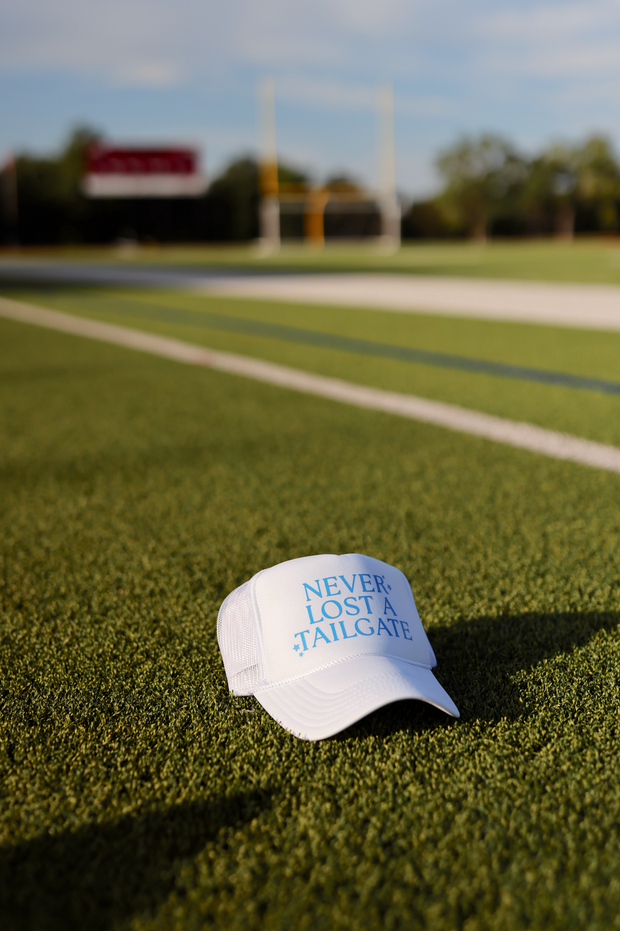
<box><xmin>195</xmin><ymin>273</ymin><xmax>620</xmax><ymax>331</ymax></box>
<box><xmin>2</xmin><ymin>294</ymin><xmax>620</xmax><ymax>475</ymax></box>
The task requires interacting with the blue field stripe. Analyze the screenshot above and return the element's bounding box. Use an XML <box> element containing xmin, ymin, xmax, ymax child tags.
<box><xmin>90</xmin><ymin>296</ymin><xmax>620</xmax><ymax>397</ymax></box>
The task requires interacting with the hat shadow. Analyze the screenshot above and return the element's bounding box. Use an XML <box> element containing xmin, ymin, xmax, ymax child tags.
<box><xmin>339</xmin><ymin>610</ymin><xmax>620</xmax><ymax>739</ymax></box>
<box><xmin>0</xmin><ymin>789</ymin><xmax>270</xmax><ymax>931</ymax></box>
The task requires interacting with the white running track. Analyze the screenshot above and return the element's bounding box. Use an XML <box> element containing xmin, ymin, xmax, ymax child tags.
<box><xmin>196</xmin><ymin>273</ymin><xmax>620</xmax><ymax>331</ymax></box>
<box><xmin>1</xmin><ymin>260</ymin><xmax>620</xmax><ymax>329</ymax></box>
<box><xmin>1</xmin><ymin>295</ymin><xmax>620</xmax><ymax>475</ymax></box>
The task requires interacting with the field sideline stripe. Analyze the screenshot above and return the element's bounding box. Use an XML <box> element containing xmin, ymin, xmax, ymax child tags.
<box><xmin>2</xmin><ymin>295</ymin><xmax>620</xmax><ymax>475</ymax></box>
<box><xmin>107</xmin><ymin>298</ymin><xmax>620</xmax><ymax>397</ymax></box>
<box><xmin>182</xmin><ymin>311</ymin><xmax>620</xmax><ymax>395</ymax></box>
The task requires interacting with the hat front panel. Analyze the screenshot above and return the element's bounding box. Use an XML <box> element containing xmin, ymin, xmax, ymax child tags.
<box><xmin>253</xmin><ymin>553</ymin><xmax>432</xmax><ymax>685</ymax></box>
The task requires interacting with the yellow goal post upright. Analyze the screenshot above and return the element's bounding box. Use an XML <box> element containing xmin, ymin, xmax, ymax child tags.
<box><xmin>378</xmin><ymin>83</ymin><xmax>401</xmax><ymax>251</ymax></box>
<box><xmin>258</xmin><ymin>77</ymin><xmax>281</xmax><ymax>252</ymax></box>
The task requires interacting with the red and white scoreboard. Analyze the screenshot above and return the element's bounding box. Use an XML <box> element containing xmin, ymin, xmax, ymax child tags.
<box><xmin>83</xmin><ymin>144</ymin><xmax>207</xmax><ymax>197</ymax></box>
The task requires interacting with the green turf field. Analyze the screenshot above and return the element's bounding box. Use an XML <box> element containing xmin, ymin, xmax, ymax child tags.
<box><xmin>1</xmin><ymin>282</ymin><xmax>620</xmax><ymax>930</ymax></box>
<box><xmin>4</xmin><ymin>285</ymin><xmax>620</xmax><ymax>447</ymax></box>
<box><xmin>8</xmin><ymin>237</ymin><xmax>620</xmax><ymax>284</ymax></box>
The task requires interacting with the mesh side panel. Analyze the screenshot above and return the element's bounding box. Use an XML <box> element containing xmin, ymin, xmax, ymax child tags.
<box><xmin>217</xmin><ymin>578</ymin><xmax>267</xmax><ymax>695</ymax></box>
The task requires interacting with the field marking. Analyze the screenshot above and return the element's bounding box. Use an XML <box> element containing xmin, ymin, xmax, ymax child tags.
<box><xmin>66</xmin><ymin>295</ymin><xmax>620</xmax><ymax>397</ymax></box>
<box><xmin>3</xmin><ymin>259</ymin><xmax>620</xmax><ymax>330</ymax></box>
<box><xmin>2</xmin><ymin>294</ymin><xmax>620</xmax><ymax>475</ymax></box>
<box><xmin>196</xmin><ymin>273</ymin><xmax>620</xmax><ymax>331</ymax></box>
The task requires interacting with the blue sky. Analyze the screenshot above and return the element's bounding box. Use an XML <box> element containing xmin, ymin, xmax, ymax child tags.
<box><xmin>2</xmin><ymin>0</ymin><xmax>620</xmax><ymax>198</ymax></box>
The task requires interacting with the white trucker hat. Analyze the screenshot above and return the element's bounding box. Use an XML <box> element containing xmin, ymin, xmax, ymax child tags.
<box><xmin>217</xmin><ymin>553</ymin><xmax>459</xmax><ymax>740</ymax></box>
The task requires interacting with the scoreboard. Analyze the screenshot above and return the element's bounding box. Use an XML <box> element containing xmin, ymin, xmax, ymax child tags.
<box><xmin>83</xmin><ymin>144</ymin><xmax>207</xmax><ymax>197</ymax></box>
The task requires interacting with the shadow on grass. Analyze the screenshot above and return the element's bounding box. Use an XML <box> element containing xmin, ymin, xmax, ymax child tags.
<box><xmin>0</xmin><ymin>789</ymin><xmax>270</xmax><ymax>931</ymax></box>
<box><xmin>344</xmin><ymin>610</ymin><xmax>620</xmax><ymax>738</ymax></box>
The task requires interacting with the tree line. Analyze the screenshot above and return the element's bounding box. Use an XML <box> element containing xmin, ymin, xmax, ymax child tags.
<box><xmin>2</xmin><ymin>127</ymin><xmax>620</xmax><ymax>245</ymax></box>
<box><xmin>405</xmin><ymin>133</ymin><xmax>620</xmax><ymax>240</ymax></box>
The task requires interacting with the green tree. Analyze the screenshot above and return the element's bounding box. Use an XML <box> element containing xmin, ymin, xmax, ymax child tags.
<box><xmin>204</xmin><ymin>158</ymin><xmax>259</xmax><ymax>241</ymax></box>
<box><xmin>401</xmin><ymin>199</ymin><xmax>452</xmax><ymax>239</ymax></box>
<box><xmin>524</xmin><ymin>136</ymin><xmax>620</xmax><ymax>237</ymax></box>
<box><xmin>15</xmin><ymin>125</ymin><xmax>101</xmax><ymax>243</ymax></box>
<box><xmin>204</xmin><ymin>158</ymin><xmax>310</xmax><ymax>241</ymax></box>
<box><xmin>435</xmin><ymin>134</ymin><xmax>527</xmax><ymax>240</ymax></box>
<box><xmin>323</xmin><ymin>175</ymin><xmax>363</xmax><ymax>194</ymax></box>
<box><xmin>278</xmin><ymin>164</ymin><xmax>309</xmax><ymax>193</ymax></box>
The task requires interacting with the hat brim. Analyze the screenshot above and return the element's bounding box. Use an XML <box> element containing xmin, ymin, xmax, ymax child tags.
<box><xmin>254</xmin><ymin>654</ymin><xmax>459</xmax><ymax>741</ymax></box>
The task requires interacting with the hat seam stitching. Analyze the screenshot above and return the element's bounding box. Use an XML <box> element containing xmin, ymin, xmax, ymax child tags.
<box><xmin>249</xmin><ymin>568</ymin><xmax>270</xmax><ymax>686</ymax></box>
<box><xmin>254</xmin><ymin>653</ymin><xmax>433</xmax><ymax>693</ymax></box>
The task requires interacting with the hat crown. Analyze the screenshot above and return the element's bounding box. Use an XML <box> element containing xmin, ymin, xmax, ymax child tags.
<box><xmin>218</xmin><ymin>554</ymin><xmax>435</xmax><ymax>695</ymax></box>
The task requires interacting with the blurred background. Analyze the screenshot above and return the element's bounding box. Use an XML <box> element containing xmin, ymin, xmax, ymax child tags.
<box><xmin>3</xmin><ymin>0</ymin><xmax>620</xmax><ymax>246</ymax></box>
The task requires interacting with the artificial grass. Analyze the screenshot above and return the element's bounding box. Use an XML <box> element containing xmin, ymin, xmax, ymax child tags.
<box><xmin>4</xmin><ymin>285</ymin><xmax>620</xmax><ymax>447</ymax></box>
<box><xmin>1</xmin><ymin>315</ymin><xmax>620</xmax><ymax>930</ymax></box>
<box><xmin>7</xmin><ymin>239</ymin><xmax>620</xmax><ymax>284</ymax></box>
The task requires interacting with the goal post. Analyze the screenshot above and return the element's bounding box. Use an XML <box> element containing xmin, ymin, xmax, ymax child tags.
<box><xmin>378</xmin><ymin>84</ymin><xmax>401</xmax><ymax>249</ymax></box>
<box><xmin>257</xmin><ymin>78</ymin><xmax>400</xmax><ymax>250</ymax></box>
<box><xmin>257</xmin><ymin>78</ymin><xmax>280</xmax><ymax>251</ymax></box>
